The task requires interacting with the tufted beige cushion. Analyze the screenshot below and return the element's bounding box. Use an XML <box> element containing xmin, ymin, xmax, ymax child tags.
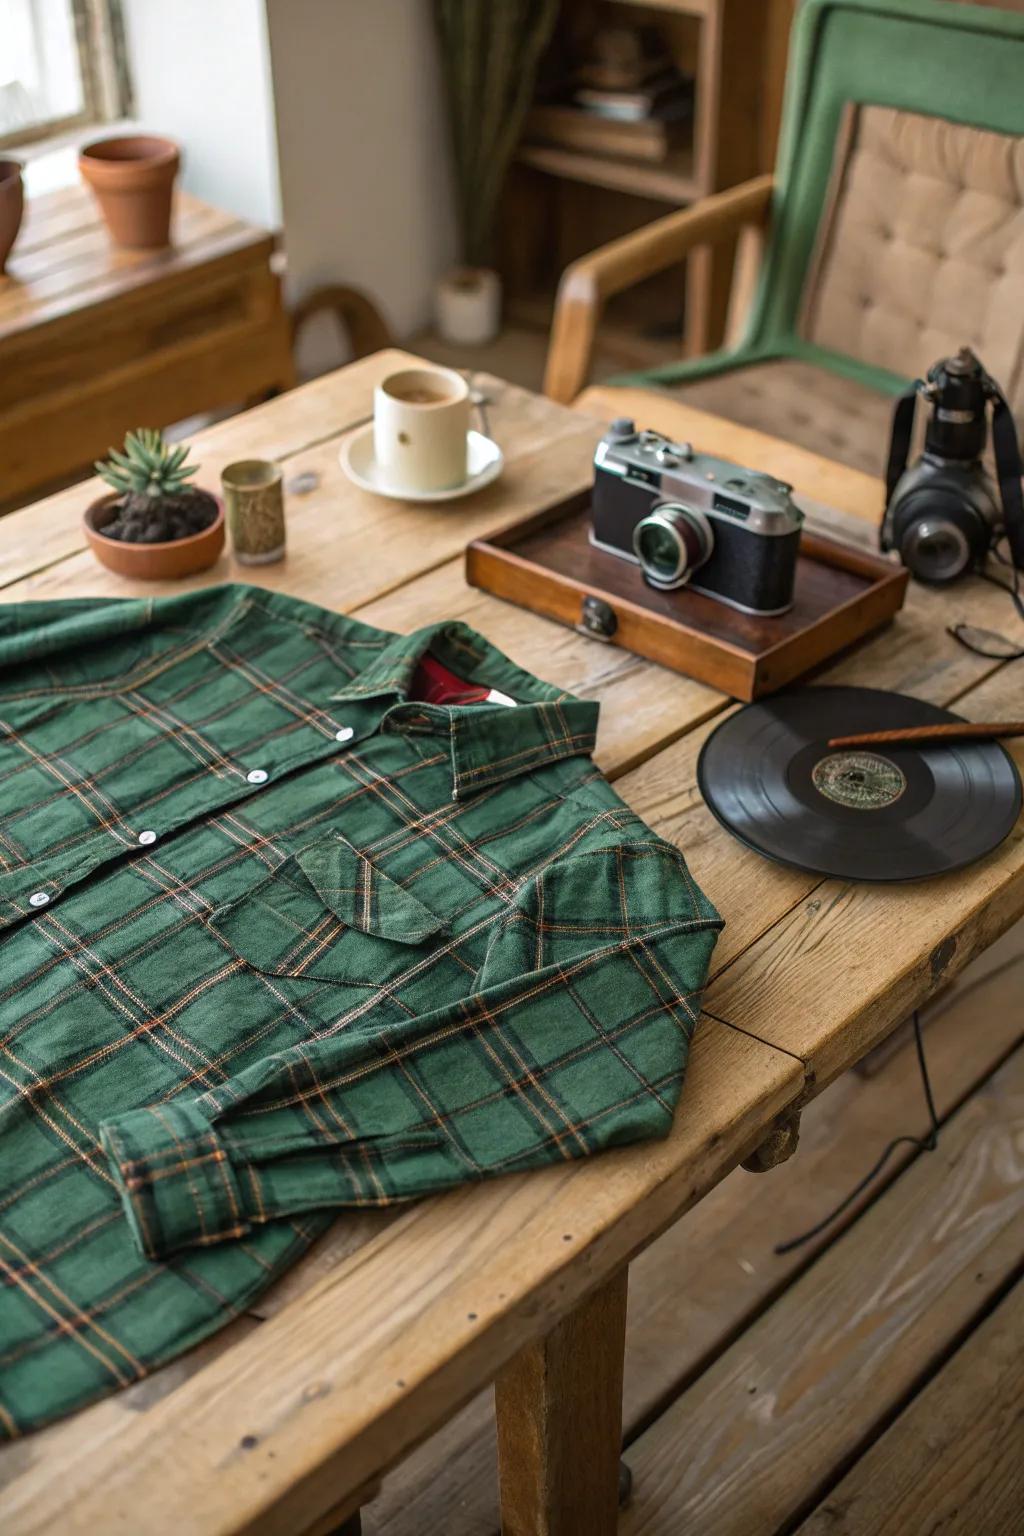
<box><xmin>657</xmin><ymin>104</ymin><xmax>1024</xmax><ymax>481</ymax></box>
<box><xmin>656</xmin><ymin>359</ymin><xmax>894</xmax><ymax>477</ymax></box>
<box><xmin>803</xmin><ymin>104</ymin><xmax>1024</xmax><ymax>418</ymax></box>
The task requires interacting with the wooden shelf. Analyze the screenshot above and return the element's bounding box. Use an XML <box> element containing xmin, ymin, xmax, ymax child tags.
<box><xmin>515</xmin><ymin>141</ymin><xmax>699</xmax><ymax>204</ymax></box>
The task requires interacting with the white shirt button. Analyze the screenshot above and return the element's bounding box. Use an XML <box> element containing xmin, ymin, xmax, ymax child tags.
<box><xmin>246</xmin><ymin>768</ymin><xmax>268</xmax><ymax>784</ymax></box>
<box><xmin>138</xmin><ymin>830</ymin><xmax>157</xmax><ymax>846</ymax></box>
<box><xmin>29</xmin><ymin>891</ymin><xmax>50</xmax><ymax>907</ymax></box>
<box><xmin>335</xmin><ymin>727</ymin><xmax>354</xmax><ymax>743</ymax></box>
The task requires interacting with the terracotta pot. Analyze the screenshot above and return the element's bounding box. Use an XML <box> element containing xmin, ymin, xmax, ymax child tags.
<box><xmin>0</xmin><ymin>159</ymin><xmax>24</xmax><ymax>274</ymax></box>
<box><xmin>79</xmin><ymin>135</ymin><xmax>180</xmax><ymax>249</ymax></box>
<box><xmin>83</xmin><ymin>493</ymin><xmax>225</xmax><ymax>580</ymax></box>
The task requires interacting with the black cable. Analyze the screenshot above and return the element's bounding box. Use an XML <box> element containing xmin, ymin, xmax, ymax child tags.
<box><xmin>773</xmin><ymin>1010</ymin><xmax>939</xmax><ymax>1256</ymax></box>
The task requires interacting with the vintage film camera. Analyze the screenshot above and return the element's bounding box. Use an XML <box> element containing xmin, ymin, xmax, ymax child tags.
<box><xmin>591</xmin><ymin>420</ymin><xmax>804</xmax><ymax>616</ymax></box>
<box><xmin>881</xmin><ymin>347</ymin><xmax>1024</xmax><ymax>584</ymax></box>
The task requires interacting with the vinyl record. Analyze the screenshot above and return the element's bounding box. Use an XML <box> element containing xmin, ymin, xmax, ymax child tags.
<box><xmin>697</xmin><ymin>686</ymin><xmax>1022</xmax><ymax>882</ymax></box>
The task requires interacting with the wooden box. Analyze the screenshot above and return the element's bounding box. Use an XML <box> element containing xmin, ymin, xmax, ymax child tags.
<box><xmin>466</xmin><ymin>492</ymin><xmax>909</xmax><ymax>701</ymax></box>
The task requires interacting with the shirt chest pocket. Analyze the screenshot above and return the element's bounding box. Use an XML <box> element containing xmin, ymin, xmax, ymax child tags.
<box><xmin>207</xmin><ymin>831</ymin><xmax>449</xmax><ymax>984</ymax></box>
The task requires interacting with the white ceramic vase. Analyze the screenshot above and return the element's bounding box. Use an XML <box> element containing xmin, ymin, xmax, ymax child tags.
<box><xmin>434</xmin><ymin>266</ymin><xmax>502</xmax><ymax>346</ymax></box>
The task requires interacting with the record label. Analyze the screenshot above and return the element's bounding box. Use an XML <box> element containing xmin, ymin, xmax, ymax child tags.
<box><xmin>697</xmin><ymin>685</ymin><xmax>1022</xmax><ymax>882</ymax></box>
<box><xmin>811</xmin><ymin>751</ymin><xmax>907</xmax><ymax>811</ymax></box>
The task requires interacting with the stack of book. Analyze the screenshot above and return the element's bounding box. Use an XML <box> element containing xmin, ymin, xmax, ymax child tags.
<box><xmin>525</xmin><ymin>25</ymin><xmax>694</xmax><ymax>165</ymax></box>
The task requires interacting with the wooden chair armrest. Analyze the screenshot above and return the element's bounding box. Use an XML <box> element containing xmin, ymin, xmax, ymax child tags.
<box><xmin>543</xmin><ymin>174</ymin><xmax>774</xmax><ymax>404</ymax></box>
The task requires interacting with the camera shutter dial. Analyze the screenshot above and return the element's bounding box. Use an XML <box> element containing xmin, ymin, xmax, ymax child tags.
<box><xmin>633</xmin><ymin>503</ymin><xmax>714</xmax><ymax>591</ymax></box>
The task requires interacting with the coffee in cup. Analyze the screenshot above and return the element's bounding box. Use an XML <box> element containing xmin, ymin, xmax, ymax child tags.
<box><xmin>373</xmin><ymin>366</ymin><xmax>470</xmax><ymax>493</ymax></box>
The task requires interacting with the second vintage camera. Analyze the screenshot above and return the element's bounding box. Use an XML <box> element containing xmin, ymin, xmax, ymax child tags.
<box><xmin>881</xmin><ymin>347</ymin><xmax>1024</xmax><ymax>585</ymax></box>
<box><xmin>591</xmin><ymin>419</ymin><xmax>804</xmax><ymax>615</ymax></box>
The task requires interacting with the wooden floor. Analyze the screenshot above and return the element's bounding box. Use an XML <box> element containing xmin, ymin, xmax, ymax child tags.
<box><xmin>359</xmin><ymin>918</ymin><xmax>1024</xmax><ymax>1536</ymax></box>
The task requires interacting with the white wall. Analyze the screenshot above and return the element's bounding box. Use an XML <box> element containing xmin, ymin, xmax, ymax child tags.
<box><xmin>116</xmin><ymin>0</ymin><xmax>457</xmax><ymax>366</ymax></box>
<box><xmin>121</xmin><ymin>0</ymin><xmax>282</xmax><ymax>228</ymax></box>
<box><xmin>265</xmin><ymin>0</ymin><xmax>457</xmax><ymax>351</ymax></box>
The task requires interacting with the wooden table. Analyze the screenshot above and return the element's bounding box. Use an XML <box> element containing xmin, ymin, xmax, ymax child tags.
<box><xmin>0</xmin><ymin>352</ymin><xmax>1021</xmax><ymax>1536</ymax></box>
<box><xmin>0</xmin><ymin>182</ymin><xmax>295</xmax><ymax>509</ymax></box>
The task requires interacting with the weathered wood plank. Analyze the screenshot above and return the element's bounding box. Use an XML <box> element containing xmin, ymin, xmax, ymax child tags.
<box><xmin>1</xmin><ymin>198</ymin><xmax>242</xmax><ymax>299</ymax></box>
<box><xmin>615</xmin><ymin>573</ymin><xmax>1017</xmax><ymax>981</ymax></box>
<box><xmin>1</xmin><ymin>359</ymin><xmax>603</xmax><ymax>603</ymax></box>
<box><xmin>0</xmin><ymin>351</ymin><xmax>541</xmax><ymax>583</ymax></box>
<box><xmin>0</xmin><ymin>347</ymin><xmax>406</xmax><ymax>573</ymax></box>
<box><xmin>0</xmin><ymin>1317</ymin><xmax>258</xmax><ymax>1498</ymax></box>
<box><xmin>0</xmin><ymin>1024</ymin><xmax>801</xmax><ymax>1536</ymax></box>
<box><xmin>3</xmin><ymin>353</ymin><xmax>1019</xmax><ymax>1536</ymax></box>
<box><xmin>348</xmin><ymin>924</ymin><xmax>1024</xmax><ymax>1536</ymax></box>
<box><xmin>702</xmin><ymin>664</ymin><xmax>1024</xmax><ymax>1093</ymax></box>
<box><xmin>794</xmin><ymin>1281</ymin><xmax>1024</xmax><ymax>1536</ymax></box>
<box><xmin>617</xmin><ymin>1046</ymin><xmax>1024</xmax><ymax>1536</ymax></box>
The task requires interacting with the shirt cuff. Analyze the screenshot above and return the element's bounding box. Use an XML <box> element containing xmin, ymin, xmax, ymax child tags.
<box><xmin>99</xmin><ymin>1100</ymin><xmax>250</xmax><ymax>1261</ymax></box>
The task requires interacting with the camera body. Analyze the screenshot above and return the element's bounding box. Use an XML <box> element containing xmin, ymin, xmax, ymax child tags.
<box><xmin>881</xmin><ymin>348</ymin><xmax>1024</xmax><ymax>584</ymax></box>
<box><xmin>591</xmin><ymin>419</ymin><xmax>804</xmax><ymax>615</ymax></box>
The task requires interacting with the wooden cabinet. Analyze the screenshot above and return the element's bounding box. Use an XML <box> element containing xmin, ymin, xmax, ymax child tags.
<box><xmin>0</xmin><ymin>184</ymin><xmax>294</xmax><ymax>510</ymax></box>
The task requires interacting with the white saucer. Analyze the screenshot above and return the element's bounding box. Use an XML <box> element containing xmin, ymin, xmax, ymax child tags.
<box><xmin>339</xmin><ymin>426</ymin><xmax>504</xmax><ymax>503</ymax></box>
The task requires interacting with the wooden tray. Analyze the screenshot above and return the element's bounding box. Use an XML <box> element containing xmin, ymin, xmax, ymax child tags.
<box><xmin>466</xmin><ymin>492</ymin><xmax>909</xmax><ymax>701</ymax></box>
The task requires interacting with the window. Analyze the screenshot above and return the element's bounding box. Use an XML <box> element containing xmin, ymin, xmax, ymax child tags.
<box><xmin>0</xmin><ymin>0</ymin><xmax>130</xmax><ymax>148</ymax></box>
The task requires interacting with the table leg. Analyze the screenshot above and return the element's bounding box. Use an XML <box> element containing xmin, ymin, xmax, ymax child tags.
<box><xmin>495</xmin><ymin>1267</ymin><xmax>629</xmax><ymax>1536</ymax></box>
<box><xmin>326</xmin><ymin>1518</ymin><xmax>361</xmax><ymax>1536</ymax></box>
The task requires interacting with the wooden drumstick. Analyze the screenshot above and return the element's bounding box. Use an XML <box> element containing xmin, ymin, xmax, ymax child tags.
<box><xmin>827</xmin><ymin>721</ymin><xmax>1024</xmax><ymax>749</ymax></box>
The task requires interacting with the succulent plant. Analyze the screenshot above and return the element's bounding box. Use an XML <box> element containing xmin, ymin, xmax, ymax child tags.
<box><xmin>93</xmin><ymin>428</ymin><xmax>215</xmax><ymax>545</ymax></box>
<box><xmin>95</xmin><ymin>428</ymin><xmax>198</xmax><ymax>505</ymax></box>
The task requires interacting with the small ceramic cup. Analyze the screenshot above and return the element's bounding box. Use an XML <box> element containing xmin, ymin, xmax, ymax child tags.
<box><xmin>221</xmin><ymin>459</ymin><xmax>286</xmax><ymax>564</ymax></box>
<box><xmin>373</xmin><ymin>366</ymin><xmax>470</xmax><ymax>494</ymax></box>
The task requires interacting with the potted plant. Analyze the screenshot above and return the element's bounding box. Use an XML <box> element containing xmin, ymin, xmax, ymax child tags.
<box><xmin>433</xmin><ymin>0</ymin><xmax>558</xmax><ymax>346</ymax></box>
<box><xmin>84</xmin><ymin>429</ymin><xmax>225</xmax><ymax>579</ymax></box>
<box><xmin>79</xmin><ymin>135</ymin><xmax>180</xmax><ymax>249</ymax></box>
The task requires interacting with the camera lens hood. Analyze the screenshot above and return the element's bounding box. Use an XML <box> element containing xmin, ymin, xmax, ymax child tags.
<box><xmin>633</xmin><ymin>502</ymin><xmax>714</xmax><ymax>590</ymax></box>
<box><xmin>891</xmin><ymin>478</ymin><xmax>993</xmax><ymax>584</ymax></box>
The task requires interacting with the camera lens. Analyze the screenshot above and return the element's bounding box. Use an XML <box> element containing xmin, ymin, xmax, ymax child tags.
<box><xmin>633</xmin><ymin>503</ymin><xmax>713</xmax><ymax>590</ymax></box>
<box><xmin>900</xmin><ymin>517</ymin><xmax>972</xmax><ymax>583</ymax></box>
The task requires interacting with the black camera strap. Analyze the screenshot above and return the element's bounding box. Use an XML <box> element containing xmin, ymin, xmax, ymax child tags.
<box><xmin>991</xmin><ymin>391</ymin><xmax>1024</xmax><ymax>571</ymax></box>
<box><xmin>884</xmin><ymin>385</ymin><xmax>919</xmax><ymax>505</ymax></box>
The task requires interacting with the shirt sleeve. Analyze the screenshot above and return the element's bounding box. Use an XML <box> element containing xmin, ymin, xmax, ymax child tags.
<box><xmin>98</xmin><ymin>842</ymin><xmax>722</xmax><ymax>1261</ymax></box>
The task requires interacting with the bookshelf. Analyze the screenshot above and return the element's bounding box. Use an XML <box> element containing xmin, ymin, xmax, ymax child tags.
<box><xmin>502</xmin><ymin>0</ymin><xmax>793</xmax><ymax>361</ymax></box>
<box><xmin>515</xmin><ymin>141</ymin><xmax>698</xmax><ymax>204</ymax></box>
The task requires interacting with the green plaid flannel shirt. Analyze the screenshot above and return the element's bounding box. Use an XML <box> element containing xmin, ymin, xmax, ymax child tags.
<box><xmin>0</xmin><ymin>585</ymin><xmax>721</xmax><ymax>1436</ymax></box>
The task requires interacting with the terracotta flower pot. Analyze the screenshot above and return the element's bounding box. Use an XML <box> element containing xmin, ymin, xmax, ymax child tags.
<box><xmin>0</xmin><ymin>159</ymin><xmax>24</xmax><ymax>274</ymax></box>
<box><xmin>83</xmin><ymin>493</ymin><xmax>225</xmax><ymax>580</ymax></box>
<box><xmin>79</xmin><ymin>135</ymin><xmax>180</xmax><ymax>250</ymax></box>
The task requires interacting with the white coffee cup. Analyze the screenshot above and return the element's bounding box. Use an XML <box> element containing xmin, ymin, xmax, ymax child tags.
<box><xmin>373</xmin><ymin>366</ymin><xmax>470</xmax><ymax>494</ymax></box>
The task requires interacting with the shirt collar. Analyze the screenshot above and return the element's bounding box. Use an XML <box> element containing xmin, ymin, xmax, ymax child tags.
<box><xmin>331</xmin><ymin>621</ymin><xmax>599</xmax><ymax>798</ymax></box>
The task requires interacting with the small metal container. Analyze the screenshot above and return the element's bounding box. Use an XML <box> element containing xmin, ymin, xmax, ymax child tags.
<box><xmin>221</xmin><ymin>459</ymin><xmax>285</xmax><ymax>565</ymax></box>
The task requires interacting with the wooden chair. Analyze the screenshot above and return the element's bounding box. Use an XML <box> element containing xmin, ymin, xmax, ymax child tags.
<box><xmin>544</xmin><ymin>0</ymin><xmax>1024</xmax><ymax>493</ymax></box>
